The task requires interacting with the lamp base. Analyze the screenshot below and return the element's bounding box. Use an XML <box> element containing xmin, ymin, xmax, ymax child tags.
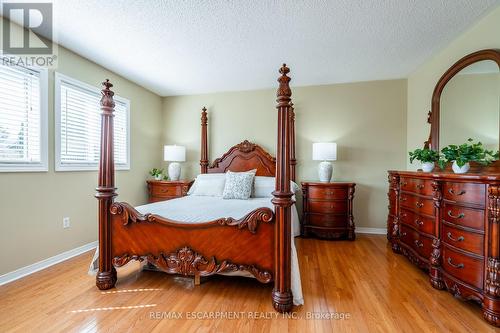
<box><xmin>318</xmin><ymin>161</ymin><xmax>333</xmax><ymax>182</ymax></box>
<box><xmin>168</xmin><ymin>162</ymin><xmax>181</xmax><ymax>181</ymax></box>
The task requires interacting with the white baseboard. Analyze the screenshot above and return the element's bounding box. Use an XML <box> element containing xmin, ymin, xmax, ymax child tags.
<box><xmin>356</xmin><ymin>227</ymin><xmax>387</xmax><ymax>235</ymax></box>
<box><xmin>0</xmin><ymin>241</ymin><xmax>98</xmax><ymax>286</ymax></box>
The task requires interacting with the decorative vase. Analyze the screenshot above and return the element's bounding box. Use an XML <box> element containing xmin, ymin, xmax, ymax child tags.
<box><xmin>168</xmin><ymin>162</ymin><xmax>181</xmax><ymax>181</ymax></box>
<box><xmin>318</xmin><ymin>161</ymin><xmax>333</xmax><ymax>182</ymax></box>
<box><xmin>154</xmin><ymin>174</ymin><xmax>163</xmax><ymax>180</ymax></box>
<box><xmin>452</xmin><ymin>161</ymin><xmax>470</xmax><ymax>174</ymax></box>
<box><xmin>421</xmin><ymin>162</ymin><xmax>435</xmax><ymax>172</ymax></box>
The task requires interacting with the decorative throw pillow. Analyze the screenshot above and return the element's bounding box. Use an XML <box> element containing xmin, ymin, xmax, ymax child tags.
<box><xmin>222</xmin><ymin>170</ymin><xmax>256</xmax><ymax>200</ymax></box>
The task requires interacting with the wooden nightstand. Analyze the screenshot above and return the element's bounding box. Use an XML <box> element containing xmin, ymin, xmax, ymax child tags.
<box><xmin>147</xmin><ymin>180</ymin><xmax>193</xmax><ymax>203</ymax></box>
<box><xmin>301</xmin><ymin>181</ymin><xmax>356</xmax><ymax>240</ymax></box>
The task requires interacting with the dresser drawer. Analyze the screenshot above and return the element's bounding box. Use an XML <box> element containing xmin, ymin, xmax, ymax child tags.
<box><xmin>400</xmin><ymin>208</ymin><xmax>435</xmax><ymax>236</ymax></box>
<box><xmin>442</xmin><ymin>246</ymin><xmax>483</xmax><ymax>290</ymax></box>
<box><xmin>400</xmin><ymin>193</ymin><xmax>435</xmax><ymax>216</ymax></box>
<box><xmin>400</xmin><ymin>177</ymin><xmax>434</xmax><ymax>196</ymax></box>
<box><xmin>306</xmin><ymin>214</ymin><xmax>347</xmax><ymax>228</ymax></box>
<box><xmin>442</xmin><ymin>202</ymin><xmax>485</xmax><ymax>231</ymax></box>
<box><xmin>443</xmin><ymin>182</ymin><xmax>485</xmax><ymax>206</ymax></box>
<box><xmin>442</xmin><ymin>223</ymin><xmax>484</xmax><ymax>256</ymax></box>
<box><xmin>308</xmin><ymin>200</ymin><xmax>347</xmax><ymax>214</ymax></box>
<box><xmin>150</xmin><ymin>185</ymin><xmax>180</xmax><ymax>197</ymax></box>
<box><xmin>400</xmin><ymin>225</ymin><xmax>433</xmax><ymax>260</ymax></box>
<box><xmin>307</xmin><ymin>186</ymin><xmax>347</xmax><ymax>200</ymax></box>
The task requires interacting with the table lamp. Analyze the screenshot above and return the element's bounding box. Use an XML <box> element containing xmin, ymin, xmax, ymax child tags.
<box><xmin>312</xmin><ymin>142</ymin><xmax>337</xmax><ymax>182</ymax></box>
<box><xmin>164</xmin><ymin>145</ymin><xmax>186</xmax><ymax>181</ymax></box>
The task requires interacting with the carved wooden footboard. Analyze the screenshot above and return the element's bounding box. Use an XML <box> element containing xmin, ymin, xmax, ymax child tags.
<box><xmin>109</xmin><ymin>203</ymin><xmax>274</xmax><ymax>283</ymax></box>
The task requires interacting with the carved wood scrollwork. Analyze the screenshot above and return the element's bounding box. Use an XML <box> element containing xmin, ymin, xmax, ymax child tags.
<box><xmin>113</xmin><ymin>247</ymin><xmax>272</xmax><ymax>283</ymax></box>
<box><xmin>486</xmin><ymin>185</ymin><xmax>500</xmax><ymax>298</ymax></box>
<box><xmin>110</xmin><ymin>202</ymin><xmax>274</xmax><ymax>234</ymax></box>
<box><xmin>486</xmin><ymin>258</ymin><xmax>500</xmax><ymax>297</ymax></box>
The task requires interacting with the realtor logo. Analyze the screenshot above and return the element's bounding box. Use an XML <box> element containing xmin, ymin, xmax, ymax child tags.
<box><xmin>2</xmin><ymin>2</ymin><xmax>53</xmax><ymax>54</ymax></box>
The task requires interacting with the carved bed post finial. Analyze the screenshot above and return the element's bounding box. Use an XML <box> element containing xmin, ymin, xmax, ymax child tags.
<box><xmin>200</xmin><ymin>107</ymin><xmax>209</xmax><ymax>174</ymax></box>
<box><xmin>95</xmin><ymin>79</ymin><xmax>117</xmax><ymax>290</ymax></box>
<box><xmin>272</xmin><ymin>63</ymin><xmax>294</xmax><ymax>312</ymax></box>
<box><xmin>289</xmin><ymin>102</ymin><xmax>296</xmax><ymax>182</ymax></box>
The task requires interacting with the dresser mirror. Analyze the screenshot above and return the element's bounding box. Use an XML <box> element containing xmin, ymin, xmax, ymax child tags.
<box><xmin>426</xmin><ymin>49</ymin><xmax>500</xmax><ymax>152</ymax></box>
<box><xmin>440</xmin><ymin>60</ymin><xmax>499</xmax><ymax>151</ymax></box>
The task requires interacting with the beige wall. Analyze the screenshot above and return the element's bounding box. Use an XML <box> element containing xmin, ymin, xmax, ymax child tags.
<box><xmin>0</xmin><ymin>20</ymin><xmax>163</xmax><ymax>275</ymax></box>
<box><xmin>162</xmin><ymin>79</ymin><xmax>407</xmax><ymax>229</ymax></box>
<box><xmin>407</xmin><ymin>5</ymin><xmax>500</xmax><ymax>169</ymax></box>
<box><xmin>441</xmin><ymin>72</ymin><xmax>499</xmax><ymax>151</ymax></box>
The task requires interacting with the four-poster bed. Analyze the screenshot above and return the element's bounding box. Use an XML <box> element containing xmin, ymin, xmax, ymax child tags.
<box><xmin>95</xmin><ymin>64</ymin><xmax>298</xmax><ymax>312</ymax></box>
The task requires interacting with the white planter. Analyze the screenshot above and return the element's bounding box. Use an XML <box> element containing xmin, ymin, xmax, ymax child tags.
<box><xmin>154</xmin><ymin>174</ymin><xmax>163</xmax><ymax>180</ymax></box>
<box><xmin>452</xmin><ymin>161</ymin><xmax>470</xmax><ymax>174</ymax></box>
<box><xmin>421</xmin><ymin>162</ymin><xmax>435</xmax><ymax>172</ymax></box>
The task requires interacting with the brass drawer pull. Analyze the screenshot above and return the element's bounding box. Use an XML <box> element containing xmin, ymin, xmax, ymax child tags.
<box><xmin>447</xmin><ymin>257</ymin><xmax>464</xmax><ymax>269</ymax></box>
<box><xmin>401</xmin><ymin>181</ymin><xmax>408</xmax><ymax>187</ymax></box>
<box><xmin>414</xmin><ymin>239</ymin><xmax>423</xmax><ymax>247</ymax></box>
<box><xmin>401</xmin><ymin>196</ymin><xmax>407</xmax><ymax>202</ymax></box>
<box><xmin>326</xmin><ymin>191</ymin><xmax>334</xmax><ymax>196</ymax></box>
<box><xmin>416</xmin><ymin>184</ymin><xmax>425</xmax><ymax>190</ymax></box>
<box><xmin>447</xmin><ymin>210</ymin><xmax>465</xmax><ymax>219</ymax></box>
<box><xmin>448</xmin><ymin>188</ymin><xmax>466</xmax><ymax>196</ymax></box>
<box><xmin>416</xmin><ymin>202</ymin><xmax>424</xmax><ymax>208</ymax></box>
<box><xmin>447</xmin><ymin>232</ymin><xmax>464</xmax><ymax>242</ymax></box>
<box><xmin>401</xmin><ymin>232</ymin><xmax>407</xmax><ymax>236</ymax></box>
<box><xmin>415</xmin><ymin>219</ymin><xmax>423</xmax><ymax>227</ymax></box>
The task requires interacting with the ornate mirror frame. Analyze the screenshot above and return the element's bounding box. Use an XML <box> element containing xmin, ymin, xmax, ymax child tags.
<box><xmin>424</xmin><ymin>49</ymin><xmax>500</xmax><ymax>151</ymax></box>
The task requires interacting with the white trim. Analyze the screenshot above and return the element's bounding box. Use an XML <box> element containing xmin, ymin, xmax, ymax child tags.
<box><xmin>54</xmin><ymin>72</ymin><xmax>131</xmax><ymax>172</ymax></box>
<box><xmin>0</xmin><ymin>241</ymin><xmax>97</xmax><ymax>286</ymax></box>
<box><xmin>0</xmin><ymin>65</ymin><xmax>48</xmax><ymax>172</ymax></box>
<box><xmin>356</xmin><ymin>227</ymin><xmax>387</xmax><ymax>235</ymax></box>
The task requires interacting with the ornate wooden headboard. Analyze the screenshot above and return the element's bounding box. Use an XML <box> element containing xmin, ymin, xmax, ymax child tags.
<box><xmin>199</xmin><ymin>106</ymin><xmax>296</xmax><ymax>180</ymax></box>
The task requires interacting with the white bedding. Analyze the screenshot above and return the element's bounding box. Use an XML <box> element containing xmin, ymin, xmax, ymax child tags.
<box><xmin>90</xmin><ymin>196</ymin><xmax>304</xmax><ymax>306</ymax></box>
<box><xmin>135</xmin><ymin>196</ymin><xmax>301</xmax><ymax>237</ymax></box>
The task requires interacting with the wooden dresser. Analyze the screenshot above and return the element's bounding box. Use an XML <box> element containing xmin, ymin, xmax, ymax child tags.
<box><xmin>301</xmin><ymin>182</ymin><xmax>356</xmax><ymax>240</ymax></box>
<box><xmin>147</xmin><ymin>180</ymin><xmax>193</xmax><ymax>203</ymax></box>
<box><xmin>388</xmin><ymin>170</ymin><xmax>500</xmax><ymax>324</ymax></box>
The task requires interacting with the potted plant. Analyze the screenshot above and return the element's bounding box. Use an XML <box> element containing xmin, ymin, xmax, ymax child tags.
<box><xmin>438</xmin><ymin>138</ymin><xmax>499</xmax><ymax>174</ymax></box>
<box><xmin>149</xmin><ymin>168</ymin><xmax>164</xmax><ymax>180</ymax></box>
<box><xmin>409</xmin><ymin>148</ymin><xmax>440</xmax><ymax>172</ymax></box>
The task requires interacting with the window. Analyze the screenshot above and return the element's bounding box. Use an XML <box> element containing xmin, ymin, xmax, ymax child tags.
<box><xmin>0</xmin><ymin>63</ymin><xmax>48</xmax><ymax>172</ymax></box>
<box><xmin>55</xmin><ymin>73</ymin><xmax>130</xmax><ymax>171</ymax></box>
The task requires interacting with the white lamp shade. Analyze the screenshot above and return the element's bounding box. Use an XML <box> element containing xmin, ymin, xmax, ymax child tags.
<box><xmin>312</xmin><ymin>142</ymin><xmax>337</xmax><ymax>161</ymax></box>
<box><xmin>164</xmin><ymin>145</ymin><xmax>186</xmax><ymax>162</ymax></box>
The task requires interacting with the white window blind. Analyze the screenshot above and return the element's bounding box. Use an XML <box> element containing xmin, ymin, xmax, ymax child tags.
<box><xmin>0</xmin><ymin>64</ymin><xmax>48</xmax><ymax>171</ymax></box>
<box><xmin>55</xmin><ymin>73</ymin><xmax>130</xmax><ymax>171</ymax></box>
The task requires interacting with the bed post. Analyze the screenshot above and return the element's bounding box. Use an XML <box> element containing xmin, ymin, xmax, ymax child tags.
<box><xmin>272</xmin><ymin>64</ymin><xmax>294</xmax><ymax>312</ymax></box>
<box><xmin>200</xmin><ymin>107</ymin><xmax>208</xmax><ymax>174</ymax></box>
<box><xmin>95</xmin><ymin>79</ymin><xmax>117</xmax><ymax>290</ymax></box>
<box><xmin>289</xmin><ymin>102</ymin><xmax>296</xmax><ymax>182</ymax></box>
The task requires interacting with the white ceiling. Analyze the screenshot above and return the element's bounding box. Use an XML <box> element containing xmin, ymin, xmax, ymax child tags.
<box><xmin>49</xmin><ymin>0</ymin><xmax>500</xmax><ymax>96</ymax></box>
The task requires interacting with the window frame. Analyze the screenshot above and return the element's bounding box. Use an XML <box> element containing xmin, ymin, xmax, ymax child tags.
<box><xmin>0</xmin><ymin>64</ymin><xmax>48</xmax><ymax>172</ymax></box>
<box><xmin>54</xmin><ymin>72</ymin><xmax>131</xmax><ymax>172</ymax></box>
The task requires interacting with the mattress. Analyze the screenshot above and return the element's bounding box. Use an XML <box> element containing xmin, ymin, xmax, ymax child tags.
<box><xmin>90</xmin><ymin>195</ymin><xmax>304</xmax><ymax>306</ymax></box>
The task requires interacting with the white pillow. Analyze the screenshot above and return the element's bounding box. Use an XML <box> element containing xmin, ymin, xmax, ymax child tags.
<box><xmin>253</xmin><ymin>176</ymin><xmax>300</xmax><ymax>198</ymax></box>
<box><xmin>188</xmin><ymin>173</ymin><xmax>226</xmax><ymax>197</ymax></box>
<box><xmin>222</xmin><ymin>170</ymin><xmax>256</xmax><ymax>200</ymax></box>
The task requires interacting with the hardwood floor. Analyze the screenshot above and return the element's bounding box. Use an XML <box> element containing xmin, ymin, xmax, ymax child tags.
<box><xmin>0</xmin><ymin>235</ymin><xmax>495</xmax><ymax>332</ymax></box>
